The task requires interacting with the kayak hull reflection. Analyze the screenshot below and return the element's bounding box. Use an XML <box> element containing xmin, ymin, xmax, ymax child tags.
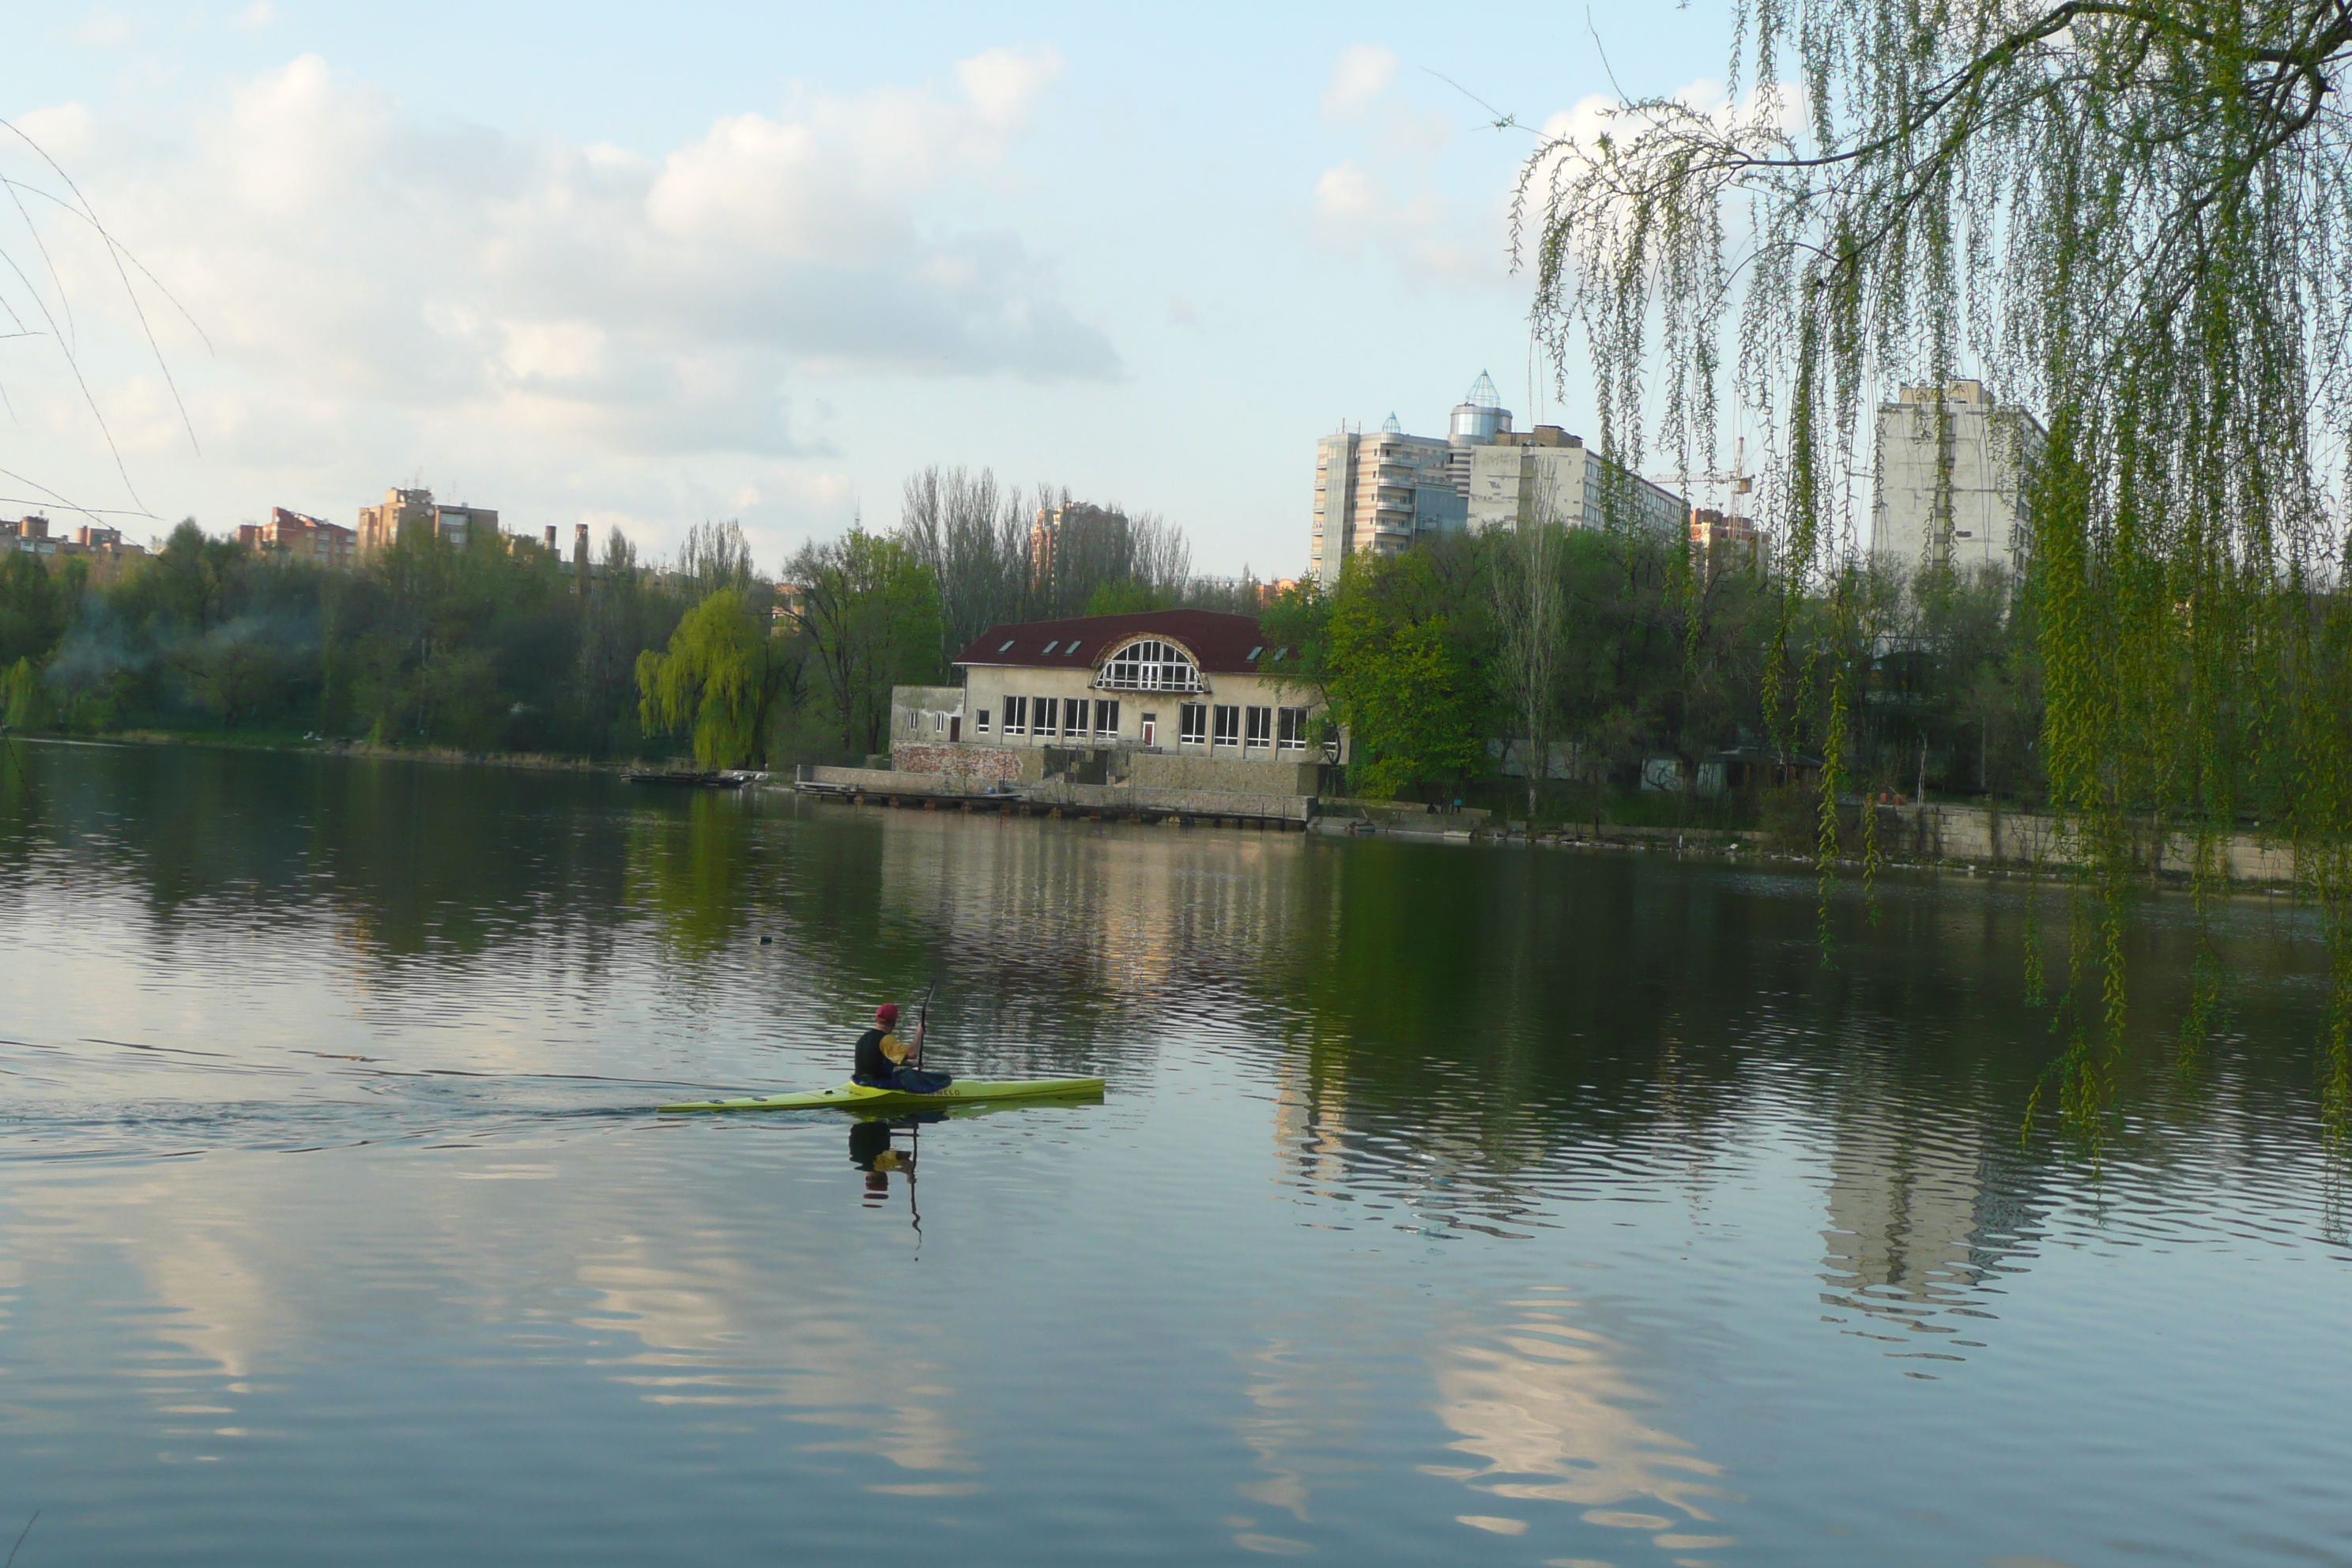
<box><xmin>659</xmin><ymin>1076</ymin><xmax>1106</xmax><ymax>1114</ymax></box>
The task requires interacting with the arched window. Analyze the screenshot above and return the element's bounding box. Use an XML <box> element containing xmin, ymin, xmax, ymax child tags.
<box><xmin>1097</xmin><ymin>637</ymin><xmax>1200</xmax><ymax>692</ymax></box>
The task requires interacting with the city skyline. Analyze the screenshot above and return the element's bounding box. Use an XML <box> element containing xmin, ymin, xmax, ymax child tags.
<box><xmin>1</xmin><ymin>1</ymin><xmax>1739</xmax><ymax>578</ymax></box>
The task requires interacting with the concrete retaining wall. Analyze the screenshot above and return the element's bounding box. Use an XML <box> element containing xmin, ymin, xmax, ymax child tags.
<box><xmin>1027</xmin><ymin>780</ymin><xmax>1313</xmax><ymax>823</ymax></box>
<box><xmin>1125</xmin><ymin>752</ymin><xmax>1317</xmax><ymax>795</ymax></box>
<box><xmin>1883</xmin><ymin>802</ymin><xmax>2296</xmax><ymax>884</ymax></box>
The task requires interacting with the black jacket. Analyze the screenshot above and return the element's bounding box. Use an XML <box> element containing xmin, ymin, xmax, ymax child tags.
<box><xmin>853</xmin><ymin>1027</ymin><xmax>896</xmax><ymax>1084</ymax></box>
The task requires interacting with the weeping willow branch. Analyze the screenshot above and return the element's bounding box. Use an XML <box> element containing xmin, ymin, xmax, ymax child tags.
<box><xmin>1519</xmin><ymin>0</ymin><xmax>2352</xmax><ymax>1140</ymax></box>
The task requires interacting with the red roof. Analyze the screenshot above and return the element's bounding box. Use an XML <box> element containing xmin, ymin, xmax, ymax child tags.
<box><xmin>954</xmin><ymin>609</ymin><xmax>1280</xmax><ymax>675</ymax></box>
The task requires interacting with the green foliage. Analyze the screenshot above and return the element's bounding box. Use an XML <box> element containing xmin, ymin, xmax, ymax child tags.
<box><xmin>1084</xmin><ymin>579</ymin><xmax>1166</xmax><ymax>616</ymax></box>
<box><xmin>0</xmin><ymin>553</ymin><xmax>70</xmax><ymax>669</ymax></box>
<box><xmin>783</xmin><ymin>528</ymin><xmax>944</xmax><ymax>759</ymax></box>
<box><xmin>1517</xmin><ymin>0</ymin><xmax>2352</xmax><ymax>1137</ymax></box>
<box><xmin>3</xmin><ymin>657</ymin><xmax>51</xmax><ymax>730</ymax></box>
<box><xmin>636</xmin><ymin>588</ymin><xmax>792</xmax><ymax>769</ymax></box>
<box><xmin>1321</xmin><ymin>552</ymin><xmax>1487</xmax><ymax>798</ymax></box>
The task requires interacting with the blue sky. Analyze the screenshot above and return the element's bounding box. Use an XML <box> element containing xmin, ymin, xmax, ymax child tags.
<box><xmin>2</xmin><ymin>2</ymin><xmax>1734</xmax><ymax>575</ymax></box>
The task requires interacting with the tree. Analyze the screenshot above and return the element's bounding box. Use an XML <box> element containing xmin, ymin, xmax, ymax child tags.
<box><xmin>1321</xmin><ymin>552</ymin><xmax>1487</xmax><ymax>799</ymax></box>
<box><xmin>895</xmin><ymin>466</ymin><xmax>1033</xmax><ymax>658</ymax></box>
<box><xmin>1520</xmin><ymin>0</ymin><xmax>2352</xmax><ymax>1132</ymax></box>
<box><xmin>635</xmin><ymin>588</ymin><xmax>791</xmax><ymax>770</ymax></box>
<box><xmin>783</xmin><ymin>530</ymin><xmax>944</xmax><ymax>759</ymax></box>
<box><xmin>1489</xmin><ymin>476</ymin><xmax>1568</xmax><ymax>816</ymax></box>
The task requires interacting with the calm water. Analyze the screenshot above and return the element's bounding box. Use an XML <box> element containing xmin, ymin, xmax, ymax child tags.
<box><xmin>2</xmin><ymin>740</ymin><xmax>2348</xmax><ymax>1566</ymax></box>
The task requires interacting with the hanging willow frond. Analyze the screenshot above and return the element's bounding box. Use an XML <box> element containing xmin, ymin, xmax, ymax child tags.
<box><xmin>1517</xmin><ymin>0</ymin><xmax>2352</xmax><ymax>1138</ymax></box>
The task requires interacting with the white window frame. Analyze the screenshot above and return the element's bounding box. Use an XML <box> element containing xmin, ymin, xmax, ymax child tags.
<box><xmin>1277</xmin><ymin>707</ymin><xmax>1309</xmax><ymax>752</ymax></box>
<box><xmin>1179</xmin><ymin>703</ymin><xmax>1208</xmax><ymax>748</ymax></box>
<box><xmin>1212</xmin><ymin>704</ymin><xmax>1241</xmax><ymax>747</ymax></box>
<box><xmin>1094</xmin><ymin>699</ymin><xmax>1120</xmax><ymax>740</ymax></box>
<box><xmin>978</xmin><ymin>709</ymin><xmax>993</xmax><ymax>735</ymax></box>
<box><xmin>1004</xmin><ymin>696</ymin><xmax>1027</xmax><ymax>736</ymax></box>
<box><xmin>1245</xmin><ymin>706</ymin><xmax>1272</xmax><ymax>751</ymax></box>
<box><xmin>1096</xmin><ymin>637</ymin><xmax>1201</xmax><ymax>693</ymax></box>
<box><xmin>1034</xmin><ymin>696</ymin><xmax>1057</xmax><ymax>739</ymax></box>
<box><xmin>1065</xmin><ymin>698</ymin><xmax>1087</xmax><ymax>739</ymax></box>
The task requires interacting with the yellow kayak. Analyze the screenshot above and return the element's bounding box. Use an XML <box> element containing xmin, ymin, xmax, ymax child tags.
<box><xmin>659</xmin><ymin>1076</ymin><xmax>1105</xmax><ymax>1114</ymax></box>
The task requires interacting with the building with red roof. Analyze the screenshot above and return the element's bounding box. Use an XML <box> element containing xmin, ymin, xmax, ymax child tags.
<box><xmin>889</xmin><ymin>609</ymin><xmax>1342</xmax><ymax>795</ymax></box>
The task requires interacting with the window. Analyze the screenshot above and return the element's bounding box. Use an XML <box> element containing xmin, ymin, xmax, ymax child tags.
<box><xmin>998</xmin><ymin>640</ymin><xmax>1014</xmax><ymax>653</ymax></box>
<box><xmin>931</xmin><ymin>711</ymin><xmax>944</xmax><ymax>733</ymax></box>
<box><xmin>1179</xmin><ymin>703</ymin><xmax>1207</xmax><ymax>745</ymax></box>
<box><xmin>1003</xmin><ymin>696</ymin><xmax>1026</xmax><ymax>736</ymax></box>
<box><xmin>1097</xmin><ymin>638</ymin><xmax>1201</xmax><ymax>692</ymax></box>
<box><xmin>977</xmin><ymin>709</ymin><xmax>992</xmax><ymax>735</ymax></box>
<box><xmin>1042</xmin><ymin>641</ymin><xmax>1060</xmax><ymax>655</ymax></box>
<box><xmin>1246</xmin><ymin>645</ymin><xmax>1264</xmax><ymax>662</ymax></box>
<box><xmin>1212</xmin><ymin>704</ymin><xmax>1241</xmax><ymax>746</ymax></box>
<box><xmin>1033</xmin><ymin>697</ymin><xmax>1056</xmax><ymax>739</ymax></box>
<box><xmin>1065</xmin><ymin>698</ymin><xmax>1087</xmax><ymax>739</ymax></box>
<box><xmin>1094</xmin><ymin>699</ymin><xmax>1120</xmax><ymax>739</ymax></box>
<box><xmin>1246</xmin><ymin>707</ymin><xmax>1272</xmax><ymax>749</ymax></box>
<box><xmin>1277</xmin><ymin>707</ymin><xmax>1310</xmax><ymax>751</ymax></box>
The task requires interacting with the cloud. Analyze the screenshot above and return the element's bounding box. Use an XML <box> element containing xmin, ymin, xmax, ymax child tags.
<box><xmin>1308</xmin><ymin>160</ymin><xmax>1497</xmax><ymax>286</ymax></box>
<box><xmin>229</xmin><ymin>1</ymin><xmax>276</xmax><ymax>28</ymax></box>
<box><xmin>66</xmin><ymin>7</ymin><xmax>135</xmax><ymax>47</ymax></box>
<box><xmin>1321</xmin><ymin>44</ymin><xmax>1396</xmax><ymax>122</ymax></box>
<box><xmin>15</xmin><ymin>49</ymin><xmax>1111</xmax><ymax>486</ymax></box>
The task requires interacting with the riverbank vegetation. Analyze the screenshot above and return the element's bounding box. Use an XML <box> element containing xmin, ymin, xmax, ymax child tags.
<box><xmin>1512</xmin><ymin>0</ymin><xmax>2352</xmax><ymax>1132</ymax></box>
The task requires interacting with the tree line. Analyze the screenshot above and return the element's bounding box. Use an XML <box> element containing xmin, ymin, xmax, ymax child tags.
<box><xmin>0</xmin><ymin>466</ymin><xmax>1270</xmax><ymax>769</ymax></box>
<box><xmin>1268</xmin><ymin>524</ymin><xmax>2045</xmax><ymax>821</ymax></box>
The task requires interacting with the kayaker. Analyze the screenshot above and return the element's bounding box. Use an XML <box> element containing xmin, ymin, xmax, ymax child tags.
<box><xmin>852</xmin><ymin>1003</ymin><xmax>951</xmax><ymax>1094</ymax></box>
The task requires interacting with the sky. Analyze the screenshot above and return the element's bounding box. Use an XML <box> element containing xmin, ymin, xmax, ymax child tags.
<box><xmin>1</xmin><ymin>1</ymin><xmax>1738</xmax><ymax>578</ymax></box>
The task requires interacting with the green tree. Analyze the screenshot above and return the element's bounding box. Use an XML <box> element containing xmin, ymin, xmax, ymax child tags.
<box><xmin>1518</xmin><ymin>0</ymin><xmax>2352</xmax><ymax>1129</ymax></box>
<box><xmin>1321</xmin><ymin>552</ymin><xmax>1486</xmax><ymax>799</ymax></box>
<box><xmin>782</xmin><ymin>529</ymin><xmax>944</xmax><ymax>758</ymax></box>
<box><xmin>0</xmin><ymin>553</ymin><xmax>70</xmax><ymax>669</ymax></box>
<box><xmin>3</xmin><ymin>657</ymin><xmax>52</xmax><ymax>730</ymax></box>
<box><xmin>636</xmin><ymin>588</ymin><xmax>792</xmax><ymax>769</ymax></box>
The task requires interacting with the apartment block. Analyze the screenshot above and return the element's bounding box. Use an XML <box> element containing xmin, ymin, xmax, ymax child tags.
<box><xmin>357</xmin><ymin>488</ymin><xmax>500</xmax><ymax>555</ymax></box>
<box><xmin>1871</xmin><ymin>380</ymin><xmax>2045</xmax><ymax>574</ymax></box>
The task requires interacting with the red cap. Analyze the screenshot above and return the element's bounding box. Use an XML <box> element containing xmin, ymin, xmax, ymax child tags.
<box><xmin>875</xmin><ymin>1003</ymin><xmax>899</xmax><ymax>1026</ymax></box>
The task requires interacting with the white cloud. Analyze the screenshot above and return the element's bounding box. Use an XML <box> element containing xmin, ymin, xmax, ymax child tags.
<box><xmin>1308</xmin><ymin>159</ymin><xmax>1497</xmax><ymax>287</ymax></box>
<box><xmin>3</xmin><ymin>49</ymin><xmax>1110</xmax><ymax>545</ymax></box>
<box><xmin>1321</xmin><ymin>44</ymin><xmax>1396</xmax><ymax>122</ymax></box>
<box><xmin>66</xmin><ymin>7</ymin><xmax>135</xmax><ymax>47</ymax></box>
<box><xmin>228</xmin><ymin>1</ymin><xmax>276</xmax><ymax>29</ymax></box>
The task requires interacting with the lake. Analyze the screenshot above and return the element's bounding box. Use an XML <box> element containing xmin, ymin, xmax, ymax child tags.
<box><xmin>1</xmin><ymin>739</ymin><xmax>2346</xmax><ymax>1566</ymax></box>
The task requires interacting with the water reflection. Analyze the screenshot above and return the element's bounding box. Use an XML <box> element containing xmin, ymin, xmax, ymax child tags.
<box><xmin>1429</xmin><ymin>1294</ymin><xmax>1734</xmax><ymax>1560</ymax></box>
<box><xmin>4</xmin><ymin>742</ymin><xmax>2350</xmax><ymax>1565</ymax></box>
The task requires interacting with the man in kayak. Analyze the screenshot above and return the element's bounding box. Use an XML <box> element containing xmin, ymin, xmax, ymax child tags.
<box><xmin>852</xmin><ymin>1003</ymin><xmax>952</xmax><ymax>1094</ymax></box>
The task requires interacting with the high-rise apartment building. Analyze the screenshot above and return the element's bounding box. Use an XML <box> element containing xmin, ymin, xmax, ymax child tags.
<box><xmin>1464</xmin><ymin>426</ymin><xmax>1687</xmax><ymax>537</ymax></box>
<box><xmin>1313</xmin><ymin>374</ymin><xmax>1690</xmax><ymax>583</ymax></box>
<box><xmin>1311</xmin><ymin>373</ymin><xmax>1505</xmax><ymax>586</ymax></box>
<box><xmin>357</xmin><ymin>488</ymin><xmax>499</xmax><ymax>555</ymax></box>
<box><xmin>1871</xmin><ymin>380</ymin><xmax>2044</xmax><ymax>574</ymax></box>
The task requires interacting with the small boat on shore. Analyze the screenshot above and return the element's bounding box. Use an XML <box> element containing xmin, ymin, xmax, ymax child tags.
<box><xmin>659</xmin><ymin>1076</ymin><xmax>1106</xmax><ymax>1114</ymax></box>
<box><xmin>626</xmin><ymin>771</ymin><xmax>748</xmax><ymax>788</ymax></box>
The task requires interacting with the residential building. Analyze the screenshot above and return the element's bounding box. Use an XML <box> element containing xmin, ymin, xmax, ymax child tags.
<box><xmin>1311</xmin><ymin>374</ymin><xmax>1509</xmax><ymax>586</ymax></box>
<box><xmin>1465</xmin><ymin>425</ymin><xmax>1689</xmax><ymax>537</ymax></box>
<box><xmin>1690</xmin><ymin>508</ymin><xmax>1767</xmax><ymax>579</ymax></box>
<box><xmin>2</xmin><ymin>517</ymin><xmax>148</xmax><ymax>559</ymax></box>
<box><xmin>1871</xmin><ymin>380</ymin><xmax>2045</xmax><ymax>575</ymax></box>
<box><xmin>237</xmin><ymin>507</ymin><xmax>358</xmax><ymax>567</ymax></box>
<box><xmin>1029</xmin><ymin>501</ymin><xmax>1127</xmax><ymax>589</ymax></box>
<box><xmin>356</xmin><ymin>487</ymin><xmax>499</xmax><ymax>555</ymax></box>
<box><xmin>888</xmin><ymin>609</ymin><xmax>1340</xmax><ymax>796</ymax></box>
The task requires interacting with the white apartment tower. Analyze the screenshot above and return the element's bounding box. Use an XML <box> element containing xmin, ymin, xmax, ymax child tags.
<box><xmin>1311</xmin><ymin>373</ymin><xmax>1507</xmax><ymax>586</ymax></box>
<box><xmin>1871</xmin><ymin>380</ymin><xmax>2045</xmax><ymax>574</ymax></box>
<box><xmin>1464</xmin><ymin>428</ymin><xmax>1688</xmax><ymax>537</ymax></box>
